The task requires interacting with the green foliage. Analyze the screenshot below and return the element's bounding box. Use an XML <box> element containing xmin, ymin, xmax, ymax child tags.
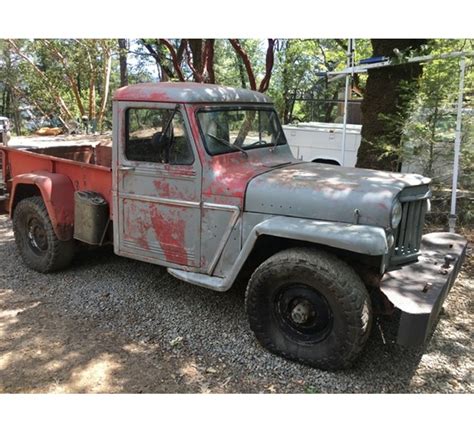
<box><xmin>398</xmin><ymin>39</ymin><xmax>474</xmax><ymax>225</ymax></box>
<box><xmin>268</xmin><ymin>39</ymin><xmax>371</xmax><ymax>123</ymax></box>
<box><xmin>214</xmin><ymin>39</ymin><xmax>264</xmax><ymax>88</ymax></box>
<box><xmin>402</xmin><ymin>39</ymin><xmax>474</xmax><ymax>186</ymax></box>
<box><xmin>2</xmin><ymin>39</ymin><xmax>118</xmax><ymax>133</ymax></box>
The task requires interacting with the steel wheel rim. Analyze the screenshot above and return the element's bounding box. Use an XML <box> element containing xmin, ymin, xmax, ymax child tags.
<box><xmin>26</xmin><ymin>216</ymin><xmax>48</xmax><ymax>255</ymax></box>
<box><xmin>274</xmin><ymin>284</ymin><xmax>333</xmax><ymax>344</ymax></box>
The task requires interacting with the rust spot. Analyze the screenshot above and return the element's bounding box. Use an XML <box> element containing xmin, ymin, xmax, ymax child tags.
<box><xmin>149</xmin><ymin>205</ymin><xmax>188</xmax><ymax>265</ymax></box>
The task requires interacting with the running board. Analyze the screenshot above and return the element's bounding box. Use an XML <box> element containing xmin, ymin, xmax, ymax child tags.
<box><xmin>167</xmin><ymin>268</ymin><xmax>228</xmax><ymax>292</ymax></box>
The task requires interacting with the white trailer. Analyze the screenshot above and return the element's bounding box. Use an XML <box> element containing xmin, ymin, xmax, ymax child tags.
<box><xmin>283</xmin><ymin>122</ymin><xmax>361</xmax><ymax>166</ymax></box>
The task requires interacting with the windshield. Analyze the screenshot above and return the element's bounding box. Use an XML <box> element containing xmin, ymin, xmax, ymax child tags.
<box><xmin>197</xmin><ymin>107</ymin><xmax>287</xmax><ymax>156</ymax></box>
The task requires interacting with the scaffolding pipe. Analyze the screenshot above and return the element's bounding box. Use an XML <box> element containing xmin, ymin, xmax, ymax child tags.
<box><xmin>341</xmin><ymin>39</ymin><xmax>354</xmax><ymax>166</ymax></box>
<box><xmin>449</xmin><ymin>57</ymin><xmax>466</xmax><ymax>233</ymax></box>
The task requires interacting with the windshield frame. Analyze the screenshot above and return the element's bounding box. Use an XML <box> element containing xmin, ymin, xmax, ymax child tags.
<box><xmin>196</xmin><ymin>104</ymin><xmax>287</xmax><ymax>157</ymax></box>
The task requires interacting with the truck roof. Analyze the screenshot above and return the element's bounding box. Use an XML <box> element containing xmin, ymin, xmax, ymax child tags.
<box><xmin>113</xmin><ymin>82</ymin><xmax>272</xmax><ymax>104</ymax></box>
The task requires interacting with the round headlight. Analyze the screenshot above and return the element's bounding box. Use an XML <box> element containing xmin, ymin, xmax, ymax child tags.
<box><xmin>391</xmin><ymin>200</ymin><xmax>403</xmax><ymax>228</ymax></box>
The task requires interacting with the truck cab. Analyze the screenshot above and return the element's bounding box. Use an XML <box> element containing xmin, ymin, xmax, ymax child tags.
<box><xmin>0</xmin><ymin>83</ymin><xmax>468</xmax><ymax>370</ymax></box>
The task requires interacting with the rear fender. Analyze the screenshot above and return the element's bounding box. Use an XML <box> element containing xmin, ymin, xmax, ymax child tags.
<box><xmin>10</xmin><ymin>171</ymin><xmax>75</xmax><ymax>241</ymax></box>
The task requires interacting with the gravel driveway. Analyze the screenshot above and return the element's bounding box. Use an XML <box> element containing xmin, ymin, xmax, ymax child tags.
<box><xmin>0</xmin><ymin>214</ymin><xmax>472</xmax><ymax>393</ymax></box>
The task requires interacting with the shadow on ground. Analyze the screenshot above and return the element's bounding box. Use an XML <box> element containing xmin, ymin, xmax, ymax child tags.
<box><xmin>0</xmin><ymin>220</ymin><xmax>472</xmax><ymax>393</ymax></box>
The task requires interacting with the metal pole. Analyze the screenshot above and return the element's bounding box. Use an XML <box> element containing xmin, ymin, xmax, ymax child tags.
<box><xmin>449</xmin><ymin>57</ymin><xmax>466</xmax><ymax>233</ymax></box>
<box><xmin>341</xmin><ymin>39</ymin><xmax>354</xmax><ymax>166</ymax></box>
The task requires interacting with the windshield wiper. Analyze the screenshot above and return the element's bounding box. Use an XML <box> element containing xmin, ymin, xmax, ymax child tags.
<box><xmin>157</xmin><ymin>104</ymin><xmax>180</xmax><ymax>146</ymax></box>
<box><xmin>206</xmin><ymin>133</ymin><xmax>248</xmax><ymax>157</ymax></box>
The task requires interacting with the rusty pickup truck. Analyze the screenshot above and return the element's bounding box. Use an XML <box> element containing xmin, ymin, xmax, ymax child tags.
<box><xmin>0</xmin><ymin>83</ymin><xmax>468</xmax><ymax>370</ymax></box>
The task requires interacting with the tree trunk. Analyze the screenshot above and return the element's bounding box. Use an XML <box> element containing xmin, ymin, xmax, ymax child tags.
<box><xmin>12</xmin><ymin>93</ymin><xmax>21</xmax><ymax>135</ymax></box>
<box><xmin>97</xmin><ymin>47</ymin><xmax>112</xmax><ymax>130</ymax></box>
<box><xmin>188</xmin><ymin>39</ymin><xmax>203</xmax><ymax>79</ymax></box>
<box><xmin>229</xmin><ymin>39</ymin><xmax>257</xmax><ymax>90</ymax></box>
<box><xmin>356</xmin><ymin>39</ymin><xmax>427</xmax><ymax>171</ymax></box>
<box><xmin>118</xmin><ymin>39</ymin><xmax>129</xmax><ymax>87</ymax></box>
<box><xmin>237</xmin><ymin>59</ymin><xmax>247</xmax><ymax>88</ymax></box>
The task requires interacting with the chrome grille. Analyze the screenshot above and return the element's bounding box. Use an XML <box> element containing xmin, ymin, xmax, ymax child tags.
<box><xmin>391</xmin><ymin>199</ymin><xmax>427</xmax><ymax>264</ymax></box>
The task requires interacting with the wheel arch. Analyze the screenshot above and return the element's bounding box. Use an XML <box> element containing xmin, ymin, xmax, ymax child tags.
<box><xmin>312</xmin><ymin>158</ymin><xmax>341</xmax><ymax>166</ymax></box>
<box><xmin>169</xmin><ymin>216</ymin><xmax>388</xmax><ymax>292</ymax></box>
<box><xmin>239</xmin><ymin>234</ymin><xmax>383</xmax><ymax>288</ymax></box>
<box><xmin>10</xmin><ymin>171</ymin><xmax>75</xmax><ymax>241</ymax></box>
<box><xmin>235</xmin><ymin>216</ymin><xmax>388</xmax><ymax>289</ymax></box>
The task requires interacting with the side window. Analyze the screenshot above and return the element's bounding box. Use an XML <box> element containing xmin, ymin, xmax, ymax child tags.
<box><xmin>126</xmin><ymin>107</ymin><xmax>194</xmax><ymax>165</ymax></box>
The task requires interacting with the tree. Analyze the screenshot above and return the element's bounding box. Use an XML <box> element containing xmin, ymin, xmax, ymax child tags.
<box><xmin>228</xmin><ymin>39</ymin><xmax>275</xmax><ymax>92</ymax></box>
<box><xmin>118</xmin><ymin>39</ymin><xmax>129</xmax><ymax>87</ymax></box>
<box><xmin>213</xmin><ymin>39</ymin><xmax>262</xmax><ymax>89</ymax></box>
<box><xmin>139</xmin><ymin>39</ymin><xmax>215</xmax><ymax>83</ymax></box>
<box><xmin>7</xmin><ymin>39</ymin><xmax>116</xmax><ymax>131</ymax></box>
<box><xmin>138</xmin><ymin>39</ymin><xmax>276</xmax><ymax>93</ymax></box>
<box><xmin>401</xmin><ymin>39</ymin><xmax>474</xmax><ymax>224</ymax></box>
<box><xmin>0</xmin><ymin>41</ymin><xmax>21</xmax><ymax>134</ymax></box>
<box><xmin>356</xmin><ymin>39</ymin><xmax>428</xmax><ymax>171</ymax></box>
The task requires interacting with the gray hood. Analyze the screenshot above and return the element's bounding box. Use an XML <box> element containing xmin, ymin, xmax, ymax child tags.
<box><xmin>245</xmin><ymin>162</ymin><xmax>431</xmax><ymax>228</ymax></box>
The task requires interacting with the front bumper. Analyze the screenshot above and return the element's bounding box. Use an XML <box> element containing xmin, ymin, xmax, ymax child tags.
<box><xmin>380</xmin><ymin>232</ymin><xmax>468</xmax><ymax>346</ymax></box>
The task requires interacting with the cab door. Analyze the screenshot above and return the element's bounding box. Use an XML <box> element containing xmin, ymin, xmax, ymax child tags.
<box><xmin>113</xmin><ymin>101</ymin><xmax>201</xmax><ymax>269</ymax></box>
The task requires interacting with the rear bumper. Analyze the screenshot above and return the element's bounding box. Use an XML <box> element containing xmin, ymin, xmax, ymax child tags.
<box><xmin>380</xmin><ymin>232</ymin><xmax>468</xmax><ymax>346</ymax></box>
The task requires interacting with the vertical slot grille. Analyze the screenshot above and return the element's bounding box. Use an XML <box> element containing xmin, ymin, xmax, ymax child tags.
<box><xmin>392</xmin><ymin>199</ymin><xmax>426</xmax><ymax>262</ymax></box>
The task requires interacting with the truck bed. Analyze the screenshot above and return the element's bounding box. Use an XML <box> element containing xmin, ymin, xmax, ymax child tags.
<box><xmin>0</xmin><ymin>143</ymin><xmax>113</xmax><ymax>215</ymax></box>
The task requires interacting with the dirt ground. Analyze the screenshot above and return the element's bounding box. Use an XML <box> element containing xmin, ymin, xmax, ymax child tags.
<box><xmin>0</xmin><ymin>215</ymin><xmax>472</xmax><ymax>393</ymax></box>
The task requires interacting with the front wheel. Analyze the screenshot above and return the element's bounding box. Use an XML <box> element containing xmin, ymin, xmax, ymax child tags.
<box><xmin>13</xmin><ymin>196</ymin><xmax>75</xmax><ymax>273</ymax></box>
<box><xmin>245</xmin><ymin>247</ymin><xmax>372</xmax><ymax>370</ymax></box>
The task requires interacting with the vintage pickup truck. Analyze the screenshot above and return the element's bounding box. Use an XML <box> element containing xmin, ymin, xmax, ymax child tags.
<box><xmin>0</xmin><ymin>83</ymin><xmax>468</xmax><ymax>370</ymax></box>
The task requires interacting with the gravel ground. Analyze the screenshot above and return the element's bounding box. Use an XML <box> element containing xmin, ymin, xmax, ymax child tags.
<box><xmin>0</xmin><ymin>214</ymin><xmax>472</xmax><ymax>393</ymax></box>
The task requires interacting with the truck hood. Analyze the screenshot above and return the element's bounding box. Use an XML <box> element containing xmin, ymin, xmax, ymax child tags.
<box><xmin>245</xmin><ymin>162</ymin><xmax>431</xmax><ymax>228</ymax></box>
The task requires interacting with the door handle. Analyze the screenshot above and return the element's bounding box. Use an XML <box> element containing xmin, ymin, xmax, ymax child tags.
<box><xmin>119</xmin><ymin>166</ymin><xmax>135</xmax><ymax>172</ymax></box>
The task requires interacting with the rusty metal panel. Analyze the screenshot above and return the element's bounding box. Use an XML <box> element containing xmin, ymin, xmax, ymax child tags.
<box><xmin>3</xmin><ymin>146</ymin><xmax>112</xmax><ymax>218</ymax></box>
<box><xmin>213</xmin><ymin>222</ymin><xmax>242</xmax><ymax>277</ymax></box>
<box><xmin>121</xmin><ymin>198</ymin><xmax>200</xmax><ymax>266</ymax></box>
<box><xmin>200</xmin><ymin>142</ymin><xmax>297</xmax><ymax>204</ymax></box>
<box><xmin>245</xmin><ymin>162</ymin><xmax>430</xmax><ymax>229</ymax></box>
<box><xmin>200</xmin><ymin>203</ymin><xmax>240</xmax><ymax>275</ymax></box>
<box><xmin>169</xmin><ymin>215</ymin><xmax>390</xmax><ymax>292</ymax></box>
<box><xmin>380</xmin><ymin>232</ymin><xmax>468</xmax><ymax>346</ymax></box>
<box><xmin>114</xmin><ymin>101</ymin><xmax>203</xmax><ymax>270</ymax></box>
<box><xmin>114</xmin><ymin>82</ymin><xmax>273</xmax><ymax>104</ymax></box>
<box><xmin>10</xmin><ymin>171</ymin><xmax>76</xmax><ymax>240</ymax></box>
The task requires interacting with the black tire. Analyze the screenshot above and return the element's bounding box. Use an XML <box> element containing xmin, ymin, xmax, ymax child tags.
<box><xmin>13</xmin><ymin>196</ymin><xmax>75</xmax><ymax>273</ymax></box>
<box><xmin>245</xmin><ymin>247</ymin><xmax>372</xmax><ymax>370</ymax></box>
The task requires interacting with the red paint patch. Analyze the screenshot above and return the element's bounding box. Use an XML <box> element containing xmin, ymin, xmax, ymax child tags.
<box><xmin>149</xmin><ymin>205</ymin><xmax>188</xmax><ymax>265</ymax></box>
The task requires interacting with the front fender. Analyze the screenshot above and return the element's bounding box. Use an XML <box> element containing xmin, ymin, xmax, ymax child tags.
<box><xmin>10</xmin><ymin>171</ymin><xmax>75</xmax><ymax>241</ymax></box>
<box><xmin>251</xmin><ymin>216</ymin><xmax>388</xmax><ymax>256</ymax></box>
<box><xmin>168</xmin><ymin>216</ymin><xmax>388</xmax><ymax>292</ymax></box>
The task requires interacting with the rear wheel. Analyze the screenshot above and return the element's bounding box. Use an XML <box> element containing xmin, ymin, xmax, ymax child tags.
<box><xmin>245</xmin><ymin>247</ymin><xmax>372</xmax><ymax>370</ymax></box>
<box><xmin>13</xmin><ymin>196</ymin><xmax>75</xmax><ymax>272</ymax></box>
